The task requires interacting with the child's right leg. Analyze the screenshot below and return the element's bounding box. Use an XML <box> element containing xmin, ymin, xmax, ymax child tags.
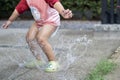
<box><xmin>26</xmin><ymin>22</ymin><xmax>40</xmax><ymax>60</ymax></box>
<box><xmin>25</xmin><ymin>22</ymin><xmax>42</xmax><ymax>68</ymax></box>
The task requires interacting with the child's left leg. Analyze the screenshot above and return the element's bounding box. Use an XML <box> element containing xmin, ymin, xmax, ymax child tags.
<box><xmin>36</xmin><ymin>24</ymin><xmax>59</xmax><ymax>72</ymax></box>
<box><xmin>36</xmin><ymin>24</ymin><xmax>56</xmax><ymax>61</ymax></box>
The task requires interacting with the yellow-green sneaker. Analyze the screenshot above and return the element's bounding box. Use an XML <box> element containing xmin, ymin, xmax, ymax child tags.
<box><xmin>45</xmin><ymin>61</ymin><xmax>59</xmax><ymax>72</ymax></box>
<box><xmin>24</xmin><ymin>59</ymin><xmax>43</xmax><ymax>68</ymax></box>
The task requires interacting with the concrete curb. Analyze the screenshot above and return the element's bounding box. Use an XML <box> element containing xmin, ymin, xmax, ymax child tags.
<box><xmin>1</xmin><ymin>20</ymin><xmax>120</xmax><ymax>32</ymax></box>
<box><xmin>94</xmin><ymin>24</ymin><xmax>120</xmax><ymax>31</ymax></box>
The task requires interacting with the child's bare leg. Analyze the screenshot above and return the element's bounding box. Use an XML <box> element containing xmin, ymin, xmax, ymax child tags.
<box><xmin>26</xmin><ymin>22</ymin><xmax>41</xmax><ymax>60</ymax></box>
<box><xmin>36</xmin><ymin>24</ymin><xmax>57</xmax><ymax>61</ymax></box>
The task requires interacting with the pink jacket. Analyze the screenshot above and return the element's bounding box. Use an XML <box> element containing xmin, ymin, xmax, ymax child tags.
<box><xmin>16</xmin><ymin>0</ymin><xmax>60</xmax><ymax>27</ymax></box>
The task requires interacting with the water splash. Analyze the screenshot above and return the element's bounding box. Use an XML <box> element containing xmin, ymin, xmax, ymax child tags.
<box><xmin>2</xmin><ymin>31</ymin><xmax>92</xmax><ymax>80</ymax></box>
<box><xmin>48</xmin><ymin>34</ymin><xmax>93</xmax><ymax>80</ymax></box>
<box><xmin>55</xmin><ymin>34</ymin><xmax>92</xmax><ymax>70</ymax></box>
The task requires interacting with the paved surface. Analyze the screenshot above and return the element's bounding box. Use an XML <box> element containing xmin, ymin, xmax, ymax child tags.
<box><xmin>0</xmin><ymin>20</ymin><xmax>120</xmax><ymax>80</ymax></box>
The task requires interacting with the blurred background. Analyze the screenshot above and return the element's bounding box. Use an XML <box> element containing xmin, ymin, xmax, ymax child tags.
<box><xmin>0</xmin><ymin>0</ymin><xmax>120</xmax><ymax>23</ymax></box>
<box><xmin>0</xmin><ymin>0</ymin><xmax>101</xmax><ymax>20</ymax></box>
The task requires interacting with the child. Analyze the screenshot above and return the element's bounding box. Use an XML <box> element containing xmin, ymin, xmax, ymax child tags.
<box><xmin>2</xmin><ymin>0</ymin><xmax>72</xmax><ymax>72</ymax></box>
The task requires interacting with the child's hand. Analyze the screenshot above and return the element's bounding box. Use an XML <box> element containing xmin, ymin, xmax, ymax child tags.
<box><xmin>2</xmin><ymin>20</ymin><xmax>12</xmax><ymax>29</ymax></box>
<box><xmin>62</xmin><ymin>9</ymin><xmax>73</xmax><ymax>19</ymax></box>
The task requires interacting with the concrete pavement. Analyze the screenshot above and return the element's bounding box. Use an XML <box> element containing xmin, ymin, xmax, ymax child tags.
<box><xmin>0</xmin><ymin>20</ymin><xmax>120</xmax><ymax>80</ymax></box>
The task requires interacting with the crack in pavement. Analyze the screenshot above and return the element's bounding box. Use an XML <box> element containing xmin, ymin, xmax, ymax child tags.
<box><xmin>0</xmin><ymin>44</ymin><xmax>28</xmax><ymax>49</ymax></box>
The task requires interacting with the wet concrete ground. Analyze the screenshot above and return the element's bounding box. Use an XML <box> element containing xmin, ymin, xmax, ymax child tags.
<box><xmin>0</xmin><ymin>20</ymin><xmax>120</xmax><ymax>80</ymax></box>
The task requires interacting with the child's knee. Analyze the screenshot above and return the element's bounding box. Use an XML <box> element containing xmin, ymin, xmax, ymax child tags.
<box><xmin>26</xmin><ymin>35</ymin><xmax>35</xmax><ymax>43</ymax></box>
<box><xmin>37</xmin><ymin>37</ymin><xmax>47</xmax><ymax>47</ymax></box>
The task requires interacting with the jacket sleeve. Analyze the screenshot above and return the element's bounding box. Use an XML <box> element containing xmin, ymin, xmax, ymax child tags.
<box><xmin>45</xmin><ymin>0</ymin><xmax>60</xmax><ymax>7</ymax></box>
<box><xmin>15</xmin><ymin>0</ymin><xmax>29</xmax><ymax>14</ymax></box>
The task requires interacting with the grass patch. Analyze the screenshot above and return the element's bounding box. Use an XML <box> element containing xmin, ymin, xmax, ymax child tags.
<box><xmin>85</xmin><ymin>59</ymin><xmax>117</xmax><ymax>80</ymax></box>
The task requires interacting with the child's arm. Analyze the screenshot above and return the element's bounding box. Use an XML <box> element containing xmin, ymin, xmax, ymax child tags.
<box><xmin>2</xmin><ymin>0</ymin><xmax>29</xmax><ymax>29</ymax></box>
<box><xmin>53</xmin><ymin>2</ymin><xmax>73</xmax><ymax>19</ymax></box>
<box><xmin>2</xmin><ymin>9</ymin><xmax>19</xmax><ymax>29</ymax></box>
